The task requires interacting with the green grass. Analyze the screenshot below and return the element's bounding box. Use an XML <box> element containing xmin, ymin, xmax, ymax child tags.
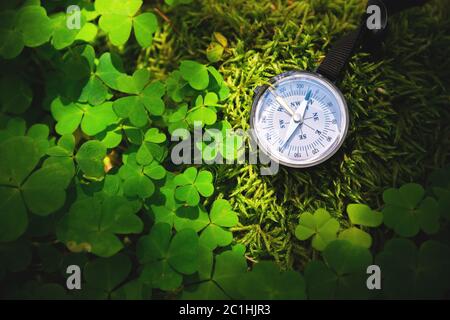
<box><xmin>141</xmin><ymin>0</ymin><xmax>449</xmax><ymax>269</ymax></box>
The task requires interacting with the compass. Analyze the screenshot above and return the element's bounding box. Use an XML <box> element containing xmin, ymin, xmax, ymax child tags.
<box><xmin>250</xmin><ymin>71</ymin><xmax>348</xmax><ymax>168</ymax></box>
<box><xmin>249</xmin><ymin>0</ymin><xmax>427</xmax><ymax>168</ymax></box>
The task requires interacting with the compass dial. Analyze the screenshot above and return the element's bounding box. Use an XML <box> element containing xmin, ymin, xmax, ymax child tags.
<box><xmin>250</xmin><ymin>71</ymin><xmax>349</xmax><ymax>168</ymax></box>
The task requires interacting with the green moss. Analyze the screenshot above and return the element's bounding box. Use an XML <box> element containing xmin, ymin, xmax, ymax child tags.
<box><xmin>143</xmin><ymin>0</ymin><xmax>450</xmax><ymax>269</ymax></box>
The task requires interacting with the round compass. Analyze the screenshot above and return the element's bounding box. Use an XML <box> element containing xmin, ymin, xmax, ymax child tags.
<box><xmin>250</xmin><ymin>71</ymin><xmax>349</xmax><ymax>168</ymax></box>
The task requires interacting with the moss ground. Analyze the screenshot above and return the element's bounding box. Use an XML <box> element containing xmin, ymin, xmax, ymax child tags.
<box><xmin>143</xmin><ymin>0</ymin><xmax>449</xmax><ymax>269</ymax></box>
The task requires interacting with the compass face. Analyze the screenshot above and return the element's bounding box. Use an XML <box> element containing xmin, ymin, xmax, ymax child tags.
<box><xmin>250</xmin><ymin>71</ymin><xmax>349</xmax><ymax>168</ymax></box>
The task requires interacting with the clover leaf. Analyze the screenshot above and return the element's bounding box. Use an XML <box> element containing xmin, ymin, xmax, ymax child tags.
<box><xmin>137</xmin><ymin>223</ymin><xmax>199</xmax><ymax>291</ymax></box>
<box><xmin>200</xmin><ymin>199</ymin><xmax>239</xmax><ymax>250</ymax></box>
<box><xmin>119</xmin><ymin>152</ymin><xmax>166</xmax><ymax>199</ymax></box>
<box><xmin>338</xmin><ymin>227</ymin><xmax>372</xmax><ymax>248</ymax></box>
<box><xmin>180</xmin><ymin>60</ymin><xmax>210</xmax><ymax>90</ymax></box>
<box><xmin>95</xmin><ymin>0</ymin><xmax>158</xmax><ymax>48</ymax></box>
<box><xmin>50</xmin><ymin>9</ymin><xmax>98</xmax><ymax>50</ymax></box>
<box><xmin>187</xmin><ymin>93</ymin><xmax>219</xmax><ymax>126</ymax></box>
<box><xmin>51</xmin><ymin>98</ymin><xmax>118</xmax><ymax>136</ymax></box>
<box><xmin>382</xmin><ymin>183</ymin><xmax>440</xmax><ymax>237</ymax></box>
<box><xmin>111</xmin><ymin>279</ymin><xmax>152</xmax><ymax>300</ymax></box>
<box><xmin>0</xmin><ymin>136</ymin><xmax>72</xmax><ymax>242</ymax></box>
<box><xmin>75</xmin><ymin>140</ymin><xmax>107</xmax><ymax>180</ymax></box>
<box><xmin>347</xmin><ymin>203</ymin><xmax>383</xmax><ymax>227</ymax></box>
<box><xmin>76</xmin><ymin>253</ymin><xmax>132</xmax><ymax>299</ymax></box>
<box><xmin>376</xmin><ymin>238</ymin><xmax>450</xmax><ymax>299</ymax></box>
<box><xmin>338</xmin><ymin>204</ymin><xmax>383</xmax><ymax>248</ymax></box>
<box><xmin>167</xmin><ymin>103</ymin><xmax>190</xmax><ymax>135</ymax></box>
<box><xmin>305</xmin><ymin>240</ymin><xmax>372</xmax><ymax>299</ymax></box>
<box><xmin>238</xmin><ymin>261</ymin><xmax>306</xmax><ymax>300</ymax></box>
<box><xmin>113</xmin><ymin>71</ymin><xmax>165</xmax><ymax>127</ymax></box>
<box><xmin>182</xmin><ymin>249</ymin><xmax>246</xmax><ymax>299</ymax></box>
<box><xmin>196</xmin><ymin>120</ymin><xmax>244</xmax><ymax>162</ymax></box>
<box><xmin>45</xmin><ymin>134</ymin><xmax>76</xmax><ymax>179</ymax></box>
<box><xmin>0</xmin><ymin>4</ymin><xmax>52</xmax><ymax>59</ymax></box>
<box><xmin>57</xmin><ymin>195</ymin><xmax>143</xmax><ymax>257</ymax></box>
<box><xmin>174</xmin><ymin>167</ymin><xmax>214</xmax><ymax>206</ymax></box>
<box><xmin>150</xmin><ymin>181</ymin><xmax>210</xmax><ymax>232</ymax></box>
<box><xmin>295</xmin><ymin>208</ymin><xmax>340</xmax><ymax>251</ymax></box>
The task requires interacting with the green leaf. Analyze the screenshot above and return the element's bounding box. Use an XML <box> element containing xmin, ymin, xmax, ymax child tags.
<box><xmin>347</xmin><ymin>203</ymin><xmax>383</xmax><ymax>227</ymax></box>
<box><xmin>200</xmin><ymin>199</ymin><xmax>238</xmax><ymax>250</ymax></box>
<box><xmin>57</xmin><ymin>196</ymin><xmax>143</xmax><ymax>257</ymax></box>
<box><xmin>85</xmin><ymin>253</ymin><xmax>131</xmax><ymax>293</ymax></box>
<box><xmin>338</xmin><ymin>227</ymin><xmax>372</xmax><ymax>248</ymax></box>
<box><xmin>305</xmin><ymin>240</ymin><xmax>372</xmax><ymax>299</ymax></box>
<box><xmin>137</xmin><ymin>223</ymin><xmax>199</xmax><ymax>290</ymax></box>
<box><xmin>294</xmin><ymin>208</ymin><xmax>340</xmax><ymax>251</ymax></box>
<box><xmin>382</xmin><ymin>183</ymin><xmax>440</xmax><ymax>237</ymax></box>
<box><xmin>133</xmin><ymin>13</ymin><xmax>158</xmax><ymax>48</ymax></box>
<box><xmin>18</xmin><ymin>5</ymin><xmax>52</xmax><ymax>47</ymax></box>
<box><xmin>180</xmin><ymin>60</ymin><xmax>209</xmax><ymax>90</ymax></box>
<box><xmin>0</xmin><ymin>186</ymin><xmax>28</xmax><ymax>242</ymax></box>
<box><xmin>167</xmin><ymin>229</ymin><xmax>199</xmax><ymax>274</ymax></box>
<box><xmin>238</xmin><ymin>261</ymin><xmax>306</xmax><ymax>300</ymax></box>
<box><xmin>174</xmin><ymin>167</ymin><xmax>214</xmax><ymax>206</ymax></box>
<box><xmin>376</xmin><ymin>239</ymin><xmax>450</xmax><ymax>299</ymax></box>
<box><xmin>76</xmin><ymin>140</ymin><xmax>107</xmax><ymax>180</ymax></box>
<box><xmin>0</xmin><ymin>136</ymin><xmax>40</xmax><ymax>186</ymax></box>
<box><xmin>22</xmin><ymin>163</ymin><xmax>71</xmax><ymax>216</ymax></box>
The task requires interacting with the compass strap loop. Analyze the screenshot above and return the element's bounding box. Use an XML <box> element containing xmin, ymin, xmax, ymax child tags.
<box><xmin>316</xmin><ymin>0</ymin><xmax>429</xmax><ymax>82</ymax></box>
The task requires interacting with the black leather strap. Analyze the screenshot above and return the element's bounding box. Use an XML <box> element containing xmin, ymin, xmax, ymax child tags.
<box><xmin>316</xmin><ymin>0</ymin><xmax>429</xmax><ymax>82</ymax></box>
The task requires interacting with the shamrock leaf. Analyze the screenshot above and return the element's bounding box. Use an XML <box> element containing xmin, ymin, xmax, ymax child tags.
<box><xmin>77</xmin><ymin>253</ymin><xmax>132</xmax><ymax>299</ymax></box>
<box><xmin>119</xmin><ymin>152</ymin><xmax>166</xmax><ymax>199</ymax></box>
<box><xmin>96</xmin><ymin>0</ymin><xmax>158</xmax><ymax>48</ymax></box>
<box><xmin>305</xmin><ymin>240</ymin><xmax>372</xmax><ymax>299</ymax></box>
<box><xmin>180</xmin><ymin>60</ymin><xmax>209</xmax><ymax>90</ymax></box>
<box><xmin>200</xmin><ymin>199</ymin><xmax>239</xmax><ymax>250</ymax></box>
<box><xmin>206</xmin><ymin>33</ymin><xmax>228</xmax><ymax>63</ymax></box>
<box><xmin>174</xmin><ymin>167</ymin><xmax>214</xmax><ymax>206</ymax></box>
<box><xmin>338</xmin><ymin>227</ymin><xmax>372</xmax><ymax>248</ymax></box>
<box><xmin>50</xmin><ymin>10</ymin><xmax>98</xmax><ymax>50</ymax></box>
<box><xmin>295</xmin><ymin>208</ymin><xmax>340</xmax><ymax>251</ymax></box>
<box><xmin>376</xmin><ymin>239</ymin><xmax>450</xmax><ymax>299</ymax></box>
<box><xmin>0</xmin><ymin>136</ymin><xmax>72</xmax><ymax>242</ymax></box>
<box><xmin>347</xmin><ymin>203</ymin><xmax>383</xmax><ymax>227</ymax></box>
<box><xmin>382</xmin><ymin>183</ymin><xmax>440</xmax><ymax>237</ymax></box>
<box><xmin>182</xmin><ymin>250</ymin><xmax>246</xmax><ymax>299</ymax></box>
<box><xmin>45</xmin><ymin>134</ymin><xmax>76</xmax><ymax>179</ymax></box>
<box><xmin>111</xmin><ymin>279</ymin><xmax>152</xmax><ymax>300</ymax></box>
<box><xmin>138</xmin><ymin>223</ymin><xmax>199</xmax><ymax>291</ymax></box>
<box><xmin>166</xmin><ymin>71</ymin><xmax>195</xmax><ymax>103</ymax></box>
<box><xmin>0</xmin><ymin>4</ymin><xmax>53</xmax><ymax>59</ymax></box>
<box><xmin>187</xmin><ymin>93</ymin><xmax>218</xmax><ymax>126</ymax></box>
<box><xmin>238</xmin><ymin>261</ymin><xmax>306</xmax><ymax>300</ymax></box>
<box><xmin>113</xmin><ymin>71</ymin><xmax>165</xmax><ymax>127</ymax></box>
<box><xmin>167</xmin><ymin>103</ymin><xmax>190</xmax><ymax>136</ymax></box>
<box><xmin>18</xmin><ymin>4</ymin><xmax>53</xmax><ymax>47</ymax></box>
<box><xmin>57</xmin><ymin>195</ymin><xmax>143</xmax><ymax>257</ymax></box>
<box><xmin>51</xmin><ymin>98</ymin><xmax>118</xmax><ymax>136</ymax></box>
<box><xmin>136</xmin><ymin>129</ymin><xmax>168</xmax><ymax>165</ymax></box>
<box><xmin>75</xmin><ymin>140</ymin><xmax>107</xmax><ymax>180</ymax></box>
<box><xmin>197</xmin><ymin>120</ymin><xmax>244</xmax><ymax>162</ymax></box>
<box><xmin>150</xmin><ymin>182</ymin><xmax>210</xmax><ymax>232</ymax></box>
